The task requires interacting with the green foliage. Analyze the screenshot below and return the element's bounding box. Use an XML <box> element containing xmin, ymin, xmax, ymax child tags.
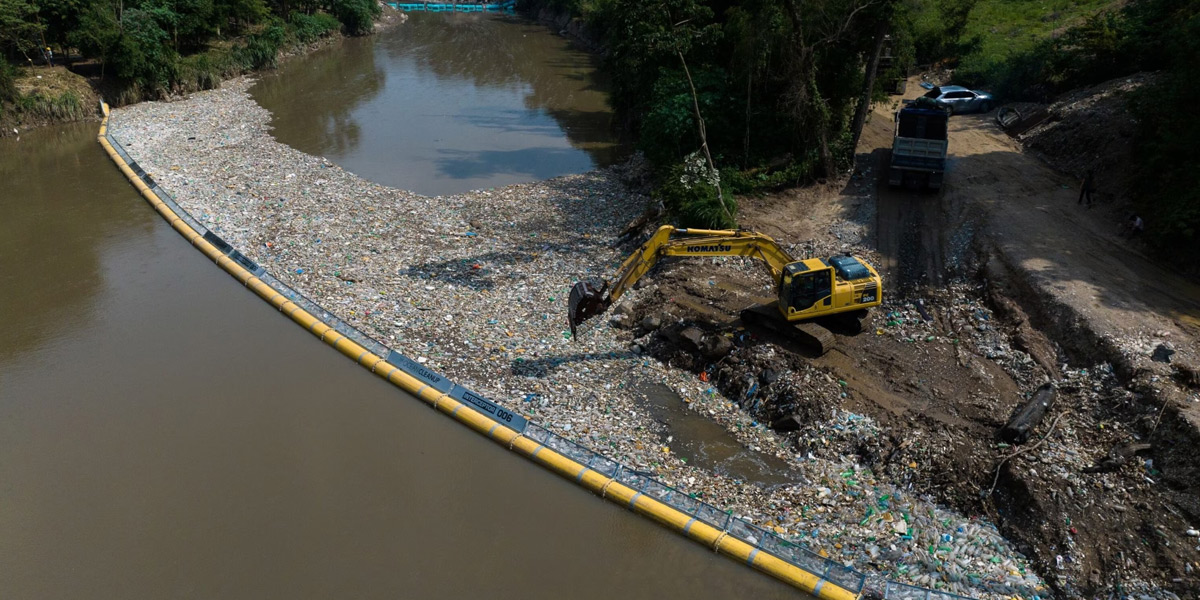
<box><xmin>902</xmin><ymin>0</ymin><xmax>1123</xmax><ymax>100</ymax></box>
<box><xmin>0</xmin><ymin>0</ymin><xmax>44</xmax><ymax>56</ymax></box>
<box><xmin>572</xmin><ymin>0</ymin><xmax>888</xmax><ymax>224</ymax></box>
<box><xmin>955</xmin><ymin>9</ymin><xmax>1134</xmax><ymax>100</ymax></box>
<box><xmin>214</xmin><ymin>0</ymin><xmax>271</xmax><ymax>35</ymax></box>
<box><xmin>288</xmin><ymin>10</ymin><xmax>339</xmax><ymax>43</ymax></box>
<box><xmin>655</xmin><ymin>158</ymin><xmax>737</xmax><ymax>229</ymax></box>
<box><xmin>167</xmin><ymin>0</ymin><xmax>218</xmax><ymax>50</ymax></box>
<box><xmin>591</xmin><ymin>0</ymin><xmax>719</xmax><ymax>123</ymax></box>
<box><xmin>638</xmin><ymin>67</ymin><xmax>734</xmax><ymax>165</ymax></box>
<box><xmin>900</xmin><ymin>0</ymin><xmax>978</xmax><ymax>65</ymax></box>
<box><xmin>911</xmin><ymin>0</ymin><xmax>1200</xmax><ymax>260</ymax></box>
<box><xmin>0</xmin><ymin>0</ymin><xmax>368</xmax><ymax>108</ymax></box>
<box><xmin>37</xmin><ymin>0</ymin><xmax>87</xmax><ymax>50</ymax></box>
<box><xmin>960</xmin><ymin>0</ymin><xmax>1114</xmax><ymax>67</ymax></box>
<box><xmin>176</xmin><ymin>46</ymin><xmax>236</xmax><ymax>90</ymax></box>
<box><xmin>328</xmin><ymin>0</ymin><xmax>380</xmax><ymax>36</ymax></box>
<box><xmin>0</xmin><ymin>60</ymin><xmax>16</xmax><ymax>101</ymax></box>
<box><xmin>722</xmin><ymin>156</ymin><xmax>818</xmax><ymax>193</ymax></box>
<box><xmin>15</xmin><ymin>89</ymin><xmax>88</xmax><ymax>119</ymax></box>
<box><xmin>233</xmin><ymin>18</ymin><xmax>286</xmax><ymax>69</ymax></box>
<box><xmin>109</xmin><ymin>6</ymin><xmax>180</xmax><ymax>95</ymax></box>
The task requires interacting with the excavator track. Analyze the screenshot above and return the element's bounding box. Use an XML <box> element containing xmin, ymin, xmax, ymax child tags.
<box><xmin>740</xmin><ymin>304</ymin><xmax>836</xmax><ymax>356</ymax></box>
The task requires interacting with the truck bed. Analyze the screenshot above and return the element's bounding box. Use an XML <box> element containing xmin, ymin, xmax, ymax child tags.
<box><xmin>891</xmin><ymin>137</ymin><xmax>948</xmax><ymax>171</ymax></box>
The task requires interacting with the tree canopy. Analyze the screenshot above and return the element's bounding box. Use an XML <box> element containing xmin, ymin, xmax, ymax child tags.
<box><xmin>0</xmin><ymin>0</ymin><xmax>379</xmax><ymax>99</ymax></box>
<box><xmin>555</xmin><ymin>0</ymin><xmax>895</xmax><ymax>226</ymax></box>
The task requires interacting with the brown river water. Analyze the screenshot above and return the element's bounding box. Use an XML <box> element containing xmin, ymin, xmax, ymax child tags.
<box><xmin>253</xmin><ymin>12</ymin><xmax>624</xmax><ymax>196</ymax></box>
<box><xmin>0</xmin><ymin>18</ymin><xmax>805</xmax><ymax>599</ymax></box>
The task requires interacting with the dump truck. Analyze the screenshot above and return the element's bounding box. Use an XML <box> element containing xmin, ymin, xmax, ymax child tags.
<box><xmin>888</xmin><ymin>100</ymin><xmax>948</xmax><ymax>190</ymax></box>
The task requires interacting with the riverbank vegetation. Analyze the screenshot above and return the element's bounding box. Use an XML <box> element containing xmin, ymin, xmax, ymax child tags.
<box><xmin>0</xmin><ymin>0</ymin><xmax>380</xmax><ymax>127</ymax></box>
<box><xmin>534</xmin><ymin>0</ymin><xmax>1197</xmax><ymax>257</ymax></box>
<box><xmin>526</xmin><ymin>0</ymin><xmax>903</xmax><ymax>228</ymax></box>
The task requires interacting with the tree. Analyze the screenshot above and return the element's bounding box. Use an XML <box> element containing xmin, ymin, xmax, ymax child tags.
<box><xmin>724</xmin><ymin>1</ymin><xmax>787</xmax><ymax>167</ymax></box>
<box><xmin>848</xmin><ymin>2</ymin><xmax>893</xmax><ymax>155</ymax></box>
<box><xmin>109</xmin><ymin>6</ymin><xmax>177</xmax><ymax>91</ymax></box>
<box><xmin>212</xmin><ymin>0</ymin><xmax>269</xmax><ymax>36</ymax></box>
<box><xmin>38</xmin><ymin>0</ymin><xmax>87</xmax><ymax>53</ymax></box>
<box><xmin>327</xmin><ymin>0</ymin><xmax>378</xmax><ymax>35</ymax></box>
<box><xmin>67</xmin><ymin>0</ymin><xmax>122</xmax><ymax>78</ymax></box>
<box><xmin>0</xmin><ymin>0</ymin><xmax>44</xmax><ymax>63</ymax></box>
<box><xmin>778</xmin><ymin>0</ymin><xmax>883</xmax><ymax>177</ymax></box>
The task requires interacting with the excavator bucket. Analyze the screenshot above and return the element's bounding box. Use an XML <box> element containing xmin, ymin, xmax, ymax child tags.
<box><xmin>567</xmin><ymin>280</ymin><xmax>609</xmax><ymax>338</ymax></box>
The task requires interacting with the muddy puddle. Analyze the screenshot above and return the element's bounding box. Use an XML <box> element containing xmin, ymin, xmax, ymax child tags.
<box><xmin>635</xmin><ymin>381</ymin><xmax>800</xmax><ymax>488</ymax></box>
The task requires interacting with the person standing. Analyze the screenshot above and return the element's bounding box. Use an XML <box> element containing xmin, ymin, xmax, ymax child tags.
<box><xmin>1078</xmin><ymin>169</ymin><xmax>1095</xmax><ymax>207</ymax></box>
<box><xmin>1127</xmin><ymin>214</ymin><xmax>1144</xmax><ymax>238</ymax></box>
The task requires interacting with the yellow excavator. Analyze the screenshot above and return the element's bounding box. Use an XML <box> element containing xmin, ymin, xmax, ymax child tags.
<box><xmin>568</xmin><ymin>226</ymin><xmax>883</xmax><ymax>354</ymax></box>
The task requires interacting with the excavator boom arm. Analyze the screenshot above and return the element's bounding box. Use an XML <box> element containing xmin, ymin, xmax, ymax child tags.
<box><xmin>607</xmin><ymin>227</ymin><xmax>794</xmax><ymax>303</ymax></box>
<box><xmin>567</xmin><ymin>226</ymin><xmax>796</xmax><ymax>336</ymax></box>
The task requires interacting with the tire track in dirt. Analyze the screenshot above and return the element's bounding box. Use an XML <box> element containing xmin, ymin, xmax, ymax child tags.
<box><xmin>872</xmin><ymin>153</ymin><xmax>946</xmax><ymax>295</ymax></box>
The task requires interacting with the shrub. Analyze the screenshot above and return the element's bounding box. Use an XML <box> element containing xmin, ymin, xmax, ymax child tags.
<box><xmin>234</xmin><ymin>20</ymin><xmax>287</xmax><ymax>70</ymax></box>
<box><xmin>723</xmin><ymin>157</ymin><xmax>819</xmax><ymax>194</ymax></box>
<box><xmin>11</xmin><ymin>90</ymin><xmax>88</xmax><ymax>120</ymax></box>
<box><xmin>329</xmin><ymin>0</ymin><xmax>380</xmax><ymax>36</ymax></box>
<box><xmin>654</xmin><ymin>153</ymin><xmax>737</xmax><ymax>229</ymax></box>
<box><xmin>0</xmin><ymin>62</ymin><xmax>17</xmax><ymax>103</ymax></box>
<box><xmin>289</xmin><ymin>11</ymin><xmax>340</xmax><ymax>44</ymax></box>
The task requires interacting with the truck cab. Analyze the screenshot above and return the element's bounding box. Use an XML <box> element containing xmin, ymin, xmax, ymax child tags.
<box><xmin>888</xmin><ymin>104</ymin><xmax>949</xmax><ymax>190</ymax></box>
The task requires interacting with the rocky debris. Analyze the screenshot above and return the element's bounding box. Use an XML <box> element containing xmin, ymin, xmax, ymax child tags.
<box><xmin>107</xmin><ymin>78</ymin><xmax>1050</xmax><ymax>599</ymax></box>
<box><xmin>621</xmin><ymin>243</ymin><xmax>1199</xmax><ymax>598</ymax></box>
<box><xmin>1082</xmin><ymin>442</ymin><xmax>1153</xmax><ymax>474</ymax></box>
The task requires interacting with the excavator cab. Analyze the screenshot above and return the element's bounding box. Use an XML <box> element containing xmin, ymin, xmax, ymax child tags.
<box><xmin>566</xmin><ymin>226</ymin><xmax>883</xmax><ymax>347</ymax></box>
<box><xmin>779</xmin><ymin>264</ymin><xmax>834</xmax><ymax>315</ymax></box>
<box><xmin>778</xmin><ymin>256</ymin><xmax>880</xmax><ymax>320</ymax></box>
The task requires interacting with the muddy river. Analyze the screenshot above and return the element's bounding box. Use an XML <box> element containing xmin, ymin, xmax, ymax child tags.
<box><xmin>0</xmin><ymin>22</ymin><xmax>801</xmax><ymax>600</ymax></box>
<box><xmin>252</xmin><ymin>12</ymin><xmax>623</xmax><ymax>196</ymax></box>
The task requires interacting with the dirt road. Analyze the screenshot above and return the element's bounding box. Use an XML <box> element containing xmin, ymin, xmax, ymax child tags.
<box><xmin>625</xmin><ymin>83</ymin><xmax>1200</xmax><ymax>598</ymax></box>
<box><xmin>869</xmin><ymin>88</ymin><xmax>1200</xmax><ymax>368</ymax></box>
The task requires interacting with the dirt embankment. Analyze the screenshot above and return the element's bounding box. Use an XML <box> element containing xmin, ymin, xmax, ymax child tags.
<box><xmin>1011</xmin><ymin>72</ymin><xmax>1158</xmax><ymax>214</ymax></box>
<box><xmin>1</xmin><ymin>66</ymin><xmax>100</xmax><ymax>135</ymax></box>
<box><xmin>607</xmin><ymin>79</ymin><xmax>1199</xmax><ymax>598</ymax></box>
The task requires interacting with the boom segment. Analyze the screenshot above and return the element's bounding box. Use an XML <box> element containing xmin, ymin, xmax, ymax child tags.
<box><xmin>568</xmin><ymin>225</ymin><xmax>883</xmax><ymax>354</ymax></box>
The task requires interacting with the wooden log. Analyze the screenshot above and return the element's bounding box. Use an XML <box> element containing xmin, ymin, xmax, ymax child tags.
<box><xmin>999</xmin><ymin>383</ymin><xmax>1056</xmax><ymax>444</ymax></box>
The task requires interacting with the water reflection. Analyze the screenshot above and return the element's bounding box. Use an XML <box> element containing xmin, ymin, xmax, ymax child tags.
<box><xmin>253</xmin><ymin>12</ymin><xmax>622</xmax><ymax>195</ymax></box>
<box><xmin>0</xmin><ymin>123</ymin><xmax>151</xmax><ymax>362</ymax></box>
<box><xmin>0</xmin><ymin>124</ymin><xmax>802</xmax><ymax>600</ymax></box>
<box><xmin>252</xmin><ymin>32</ymin><xmax>385</xmax><ymax>157</ymax></box>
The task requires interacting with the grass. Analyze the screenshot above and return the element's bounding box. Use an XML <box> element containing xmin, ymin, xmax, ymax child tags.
<box><xmin>1</xmin><ymin>65</ymin><xmax>98</xmax><ymax>127</ymax></box>
<box><xmin>15</xmin><ymin>90</ymin><xmax>89</xmax><ymax>120</ymax></box>
<box><xmin>176</xmin><ymin>44</ymin><xmax>240</xmax><ymax>94</ymax></box>
<box><xmin>14</xmin><ymin>65</ymin><xmax>95</xmax><ymax>100</ymax></box>
<box><xmin>963</xmin><ymin>0</ymin><xmax>1119</xmax><ymax>62</ymax></box>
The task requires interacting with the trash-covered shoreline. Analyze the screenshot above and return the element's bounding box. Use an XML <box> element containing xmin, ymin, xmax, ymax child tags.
<box><xmin>107</xmin><ymin>77</ymin><xmax>1050</xmax><ymax>599</ymax></box>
